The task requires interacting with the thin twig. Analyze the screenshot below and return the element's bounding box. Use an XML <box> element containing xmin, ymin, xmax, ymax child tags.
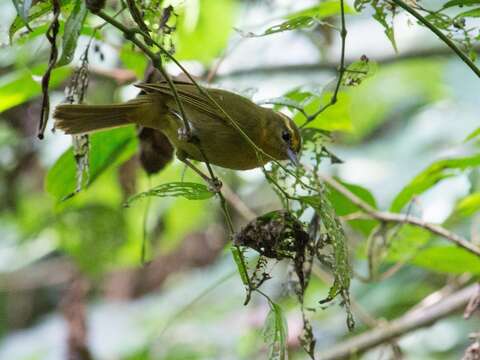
<box><xmin>214</xmin><ymin>44</ymin><xmax>480</xmax><ymax>79</ymax></box>
<box><xmin>317</xmin><ymin>173</ymin><xmax>480</xmax><ymax>258</ymax></box>
<box><xmin>125</xmin><ymin>0</ymin><xmax>152</xmax><ymax>45</ymax></box>
<box><xmin>220</xmin><ymin>182</ymin><xmax>257</xmax><ymax>222</ymax></box>
<box><xmin>317</xmin><ymin>284</ymin><xmax>478</xmax><ymax>360</ymax></box>
<box><xmin>389</xmin><ymin>0</ymin><xmax>480</xmax><ymax>78</ymax></box>
<box><xmin>301</xmin><ymin>0</ymin><xmax>347</xmax><ymax>127</ymax></box>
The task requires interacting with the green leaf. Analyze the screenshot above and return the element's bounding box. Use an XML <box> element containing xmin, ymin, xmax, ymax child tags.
<box><xmin>442</xmin><ymin>0</ymin><xmax>480</xmax><ymax>9</ymax></box>
<box><xmin>343</xmin><ymin>57</ymin><xmax>379</xmax><ymax>87</ymax></box>
<box><xmin>57</xmin><ymin>0</ymin><xmax>88</xmax><ymax>67</ymax></box>
<box><xmin>9</xmin><ymin>0</ymin><xmax>73</xmax><ymax>43</ymax></box>
<box><xmin>301</xmin><ymin>194</ymin><xmax>354</xmax><ymax>329</ymax></box>
<box><xmin>387</xmin><ymin>225</ymin><xmax>431</xmax><ymax>262</ymax></box>
<box><xmin>231</xmin><ymin>246</ymin><xmax>250</xmax><ymax>286</ymax></box>
<box><xmin>126</xmin><ymin>182</ymin><xmax>215</xmax><ymax>206</ymax></box>
<box><xmin>465</xmin><ymin>127</ymin><xmax>480</xmax><ymax>142</ymax></box>
<box><xmin>453</xmin><ymin>192</ymin><xmax>480</xmax><ymax>217</ymax></box>
<box><xmin>175</xmin><ymin>0</ymin><xmax>236</xmax><ymax>63</ymax></box>
<box><xmin>390</xmin><ymin>153</ymin><xmax>480</xmax><ymax>212</ymax></box>
<box><xmin>456</xmin><ymin>7</ymin><xmax>480</xmax><ymax>17</ymax></box>
<box><xmin>0</xmin><ymin>65</ymin><xmax>71</xmax><ymax>112</ymax></box>
<box><xmin>286</xmin><ymin>0</ymin><xmax>355</xmax><ymax>19</ymax></box>
<box><xmin>259</xmin><ymin>16</ymin><xmax>319</xmax><ymax>37</ymax></box>
<box><xmin>10</xmin><ymin>0</ymin><xmax>49</xmax><ymax>42</ymax></box>
<box><xmin>46</xmin><ymin>127</ymin><xmax>138</xmax><ymax>201</ymax></box>
<box><xmin>371</xmin><ymin>2</ymin><xmax>397</xmax><ymax>52</ymax></box>
<box><xmin>263</xmin><ymin>301</ymin><xmax>288</xmax><ymax>360</ymax></box>
<box><xmin>119</xmin><ymin>45</ymin><xmax>148</xmax><ymax>80</ymax></box>
<box><xmin>411</xmin><ymin>246</ymin><xmax>480</xmax><ymax>274</ymax></box>
<box><xmin>12</xmin><ymin>0</ymin><xmax>32</xmax><ymax>27</ymax></box>
<box><xmin>240</xmin><ymin>0</ymin><xmax>355</xmax><ymax>37</ymax></box>
<box><xmin>297</xmin><ymin>92</ymin><xmax>352</xmax><ymax>132</ymax></box>
<box><xmin>326</xmin><ymin>179</ymin><xmax>378</xmax><ymax>235</ymax></box>
<box><xmin>348</xmin><ymin>59</ymin><xmax>446</xmax><ymax>141</ymax></box>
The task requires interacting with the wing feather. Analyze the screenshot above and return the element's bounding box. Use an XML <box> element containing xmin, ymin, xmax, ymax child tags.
<box><xmin>135</xmin><ymin>82</ymin><xmax>226</xmax><ymax>121</ymax></box>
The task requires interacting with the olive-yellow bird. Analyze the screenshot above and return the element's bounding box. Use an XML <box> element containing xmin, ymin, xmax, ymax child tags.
<box><xmin>53</xmin><ymin>81</ymin><xmax>301</xmax><ymax>171</ymax></box>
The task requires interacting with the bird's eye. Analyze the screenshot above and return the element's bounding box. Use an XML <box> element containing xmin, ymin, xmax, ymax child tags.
<box><xmin>282</xmin><ymin>130</ymin><xmax>291</xmax><ymax>142</ymax></box>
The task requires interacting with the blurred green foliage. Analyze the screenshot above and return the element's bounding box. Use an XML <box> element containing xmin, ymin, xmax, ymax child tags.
<box><xmin>1</xmin><ymin>0</ymin><xmax>480</xmax><ymax>359</ymax></box>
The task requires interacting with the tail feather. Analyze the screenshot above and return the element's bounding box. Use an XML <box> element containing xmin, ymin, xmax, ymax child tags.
<box><xmin>53</xmin><ymin>97</ymin><xmax>152</xmax><ymax>135</ymax></box>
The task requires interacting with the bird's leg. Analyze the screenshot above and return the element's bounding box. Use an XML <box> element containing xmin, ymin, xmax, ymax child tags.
<box><xmin>177</xmin><ymin>151</ymin><xmax>222</xmax><ymax>192</ymax></box>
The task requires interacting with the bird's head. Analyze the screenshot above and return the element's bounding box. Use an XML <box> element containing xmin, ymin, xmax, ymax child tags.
<box><xmin>261</xmin><ymin>111</ymin><xmax>302</xmax><ymax>166</ymax></box>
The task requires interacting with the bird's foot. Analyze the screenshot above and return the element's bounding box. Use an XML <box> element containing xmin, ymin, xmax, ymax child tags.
<box><xmin>177</xmin><ymin>127</ymin><xmax>193</xmax><ymax>142</ymax></box>
<box><xmin>207</xmin><ymin>177</ymin><xmax>223</xmax><ymax>193</ymax></box>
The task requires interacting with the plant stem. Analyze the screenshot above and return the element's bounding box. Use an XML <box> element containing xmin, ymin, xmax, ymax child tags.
<box><xmin>301</xmin><ymin>0</ymin><xmax>347</xmax><ymax>127</ymax></box>
<box><xmin>389</xmin><ymin>0</ymin><xmax>480</xmax><ymax>78</ymax></box>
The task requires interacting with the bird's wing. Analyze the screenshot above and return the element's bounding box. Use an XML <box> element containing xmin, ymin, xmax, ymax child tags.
<box><xmin>135</xmin><ymin>82</ymin><xmax>226</xmax><ymax>121</ymax></box>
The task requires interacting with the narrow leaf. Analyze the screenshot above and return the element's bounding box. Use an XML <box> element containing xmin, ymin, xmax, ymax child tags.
<box><xmin>126</xmin><ymin>182</ymin><xmax>215</xmax><ymax>206</ymax></box>
<box><xmin>237</xmin><ymin>0</ymin><xmax>354</xmax><ymax>37</ymax></box>
<box><xmin>12</xmin><ymin>0</ymin><xmax>33</xmax><ymax>27</ymax></box>
<box><xmin>453</xmin><ymin>192</ymin><xmax>480</xmax><ymax>217</ymax></box>
<box><xmin>263</xmin><ymin>302</ymin><xmax>288</xmax><ymax>360</ymax></box>
<box><xmin>231</xmin><ymin>246</ymin><xmax>250</xmax><ymax>286</ymax></box>
<box><xmin>465</xmin><ymin>127</ymin><xmax>480</xmax><ymax>142</ymax></box>
<box><xmin>0</xmin><ymin>65</ymin><xmax>71</xmax><ymax>112</ymax></box>
<box><xmin>301</xmin><ymin>194</ymin><xmax>354</xmax><ymax>329</ymax></box>
<box><xmin>456</xmin><ymin>7</ymin><xmax>480</xmax><ymax>17</ymax></box>
<box><xmin>46</xmin><ymin>127</ymin><xmax>138</xmax><ymax>201</ymax></box>
<box><xmin>442</xmin><ymin>0</ymin><xmax>480</xmax><ymax>9</ymax></box>
<box><xmin>57</xmin><ymin>0</ymin><xmax>88</xmax><ymax>67</ymax></box>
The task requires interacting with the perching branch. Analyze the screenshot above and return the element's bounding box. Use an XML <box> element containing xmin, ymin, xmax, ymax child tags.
<box><xmin>317</xmin><ymin>283</ymin><xmax>478</xmax><ymax>359</ymax></box>
<box><xmin>318</xmin><ymin>173</ymin><xmax>480</xmax><ymax>258</ymax></box>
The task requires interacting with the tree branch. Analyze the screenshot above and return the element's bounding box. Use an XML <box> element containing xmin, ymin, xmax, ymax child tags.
<box><xmin>318</xmin><ymin>173</ymin><xmax>480</xmax><ymax>258</ymax></box>
<box><xmin>214</xmin><ymin>44</ymin><xmax>480</xmax><ymax>79</ymax></box>
<box><xmin>317</xmin><ymin>283</ymin><xmax>478</xmax><ymax>360</ymax></box>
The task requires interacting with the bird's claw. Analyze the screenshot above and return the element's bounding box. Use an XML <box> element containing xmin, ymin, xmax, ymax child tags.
<box><xmin>208</xmin><ymin>178</ymin><xmax>222</xmax><ymax>193</ymax></box>
<box><xmin>178</xmin><ymin>127</ymin><xmax>194</xmax><ymax>143</ymax></box>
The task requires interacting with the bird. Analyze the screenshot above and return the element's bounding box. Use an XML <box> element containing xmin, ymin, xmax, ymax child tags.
<box><xmin>53</xmin><ymin>81</ymin><xmax>302</xmax><ymax>176</ymax></box>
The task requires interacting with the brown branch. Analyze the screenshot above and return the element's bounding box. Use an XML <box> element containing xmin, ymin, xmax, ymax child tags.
<box><xmin>220</xmin><ymin>182</ymin><xmax>257</xmax><ymax>222</ymax></box>
<box><xmin>317</xmin><ymin>283</ymin><xmax>478</xmax><ymax>360</ymax></box>
<box><xmin>318</xmin><ymin>173</ymin><xmax>480</xmax><ymax>258</ymax></box>
<box><xmin>215</xmin><ymin>44</ymin><xmax>480</xmax><ymax>79</ymax></box>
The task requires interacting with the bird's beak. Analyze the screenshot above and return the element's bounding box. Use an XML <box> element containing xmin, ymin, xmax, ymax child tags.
<box><xmin>287</xmin><ymin>147</ymin><xmax>300</xmax><ymax>166</ymax></box>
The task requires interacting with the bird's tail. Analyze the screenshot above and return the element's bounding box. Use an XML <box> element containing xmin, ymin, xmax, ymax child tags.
<box><xmin>53</xmin><ymin>96</ymin><xmax>153</xmax><ymax>135</ymax></box>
